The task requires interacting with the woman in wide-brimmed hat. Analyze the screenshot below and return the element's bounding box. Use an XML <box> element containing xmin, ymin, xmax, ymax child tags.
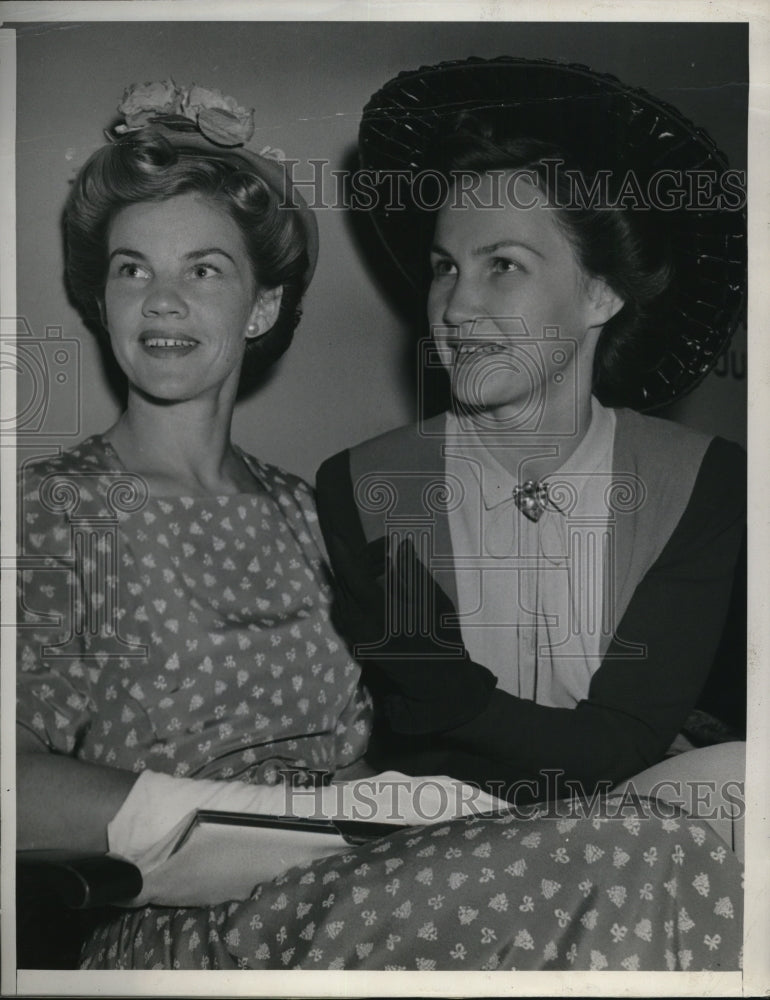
<box><xmin>317</xmin><ymin>57</ymin><xmax>747</xmax><ymax>835</ymax></box>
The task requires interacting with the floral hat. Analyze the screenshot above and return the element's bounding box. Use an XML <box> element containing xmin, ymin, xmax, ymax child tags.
<box><xmin>109</xmin><ymin>80</ymin><xmax>318</xmax><ymax>290</ymax></box>
<box><xmin>357</xmin><ymin>57</ymin><xmax>747</xmax><ymax>410</ymax></box>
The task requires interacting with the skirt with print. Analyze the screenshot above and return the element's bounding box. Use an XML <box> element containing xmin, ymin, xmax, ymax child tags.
<box><xmin>81</xmin><ymin>800</ymin><xmax>742</xmax><ymax>972</ymax></box>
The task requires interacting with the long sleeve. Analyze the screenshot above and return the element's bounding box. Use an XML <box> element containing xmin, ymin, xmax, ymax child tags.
<box><xmin>317</xmin><ymin>437</ymin><xmax>745</xmax><ymax>799</ymax></box>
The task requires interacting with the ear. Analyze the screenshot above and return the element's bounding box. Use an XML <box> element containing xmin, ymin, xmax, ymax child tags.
<box><xmin>97</xmin><ymin>299</ymin><xmax>108</xmax><ymax>330</ymax></box>
<box><xmin>246</xmin><ymin>286</ymin><xmax>284</xmax><ymax>340</ymax></box>
<box><xmin>585</xmin><ymin>277</ymin><xmax>625</xmax><ymax>330</ymax></box>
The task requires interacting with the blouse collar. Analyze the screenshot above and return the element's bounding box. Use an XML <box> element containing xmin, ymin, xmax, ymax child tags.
<box><xmin>445</xmin><ymin>396</ymin><xmax>616</xmax><ymax>511</ymax></box>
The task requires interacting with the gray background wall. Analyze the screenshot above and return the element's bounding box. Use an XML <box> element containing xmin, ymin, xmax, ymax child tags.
<box><xmin>13</xmin><ymin>20</ymin><xmax>747</xmax><ymax>480</ymax></box>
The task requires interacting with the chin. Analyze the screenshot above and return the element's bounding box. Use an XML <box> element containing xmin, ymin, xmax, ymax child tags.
<box><xmin>451</xmin><ymin>394</ymin><xmax>517</xmax><ymax>421</ymax></box>
<box><xmin>132</xmin><ymin>380</ymin><xmax>200</xmax><ymax>404</ymax></box>
<box><xmin>451</xmin><ymin>375</ymin><xmax>532</xmax><ymax>413</ymax></box>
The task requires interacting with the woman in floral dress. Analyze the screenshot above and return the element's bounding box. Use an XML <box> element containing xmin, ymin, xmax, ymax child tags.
<box><xmin>17</xmin><ymin>79</ymin><xmax>743</xmax><ymax>972</ymax></box>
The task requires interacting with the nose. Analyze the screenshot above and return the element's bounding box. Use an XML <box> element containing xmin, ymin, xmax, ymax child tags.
<box><xmin>439</xmin><ymin>273</ymin><xmax>482</xmax><ymax>328</ymax></box>
<box><xmin>141</xmin><ymin>278</ymin><xmax>188</xmax><ymax>318</ymax></box>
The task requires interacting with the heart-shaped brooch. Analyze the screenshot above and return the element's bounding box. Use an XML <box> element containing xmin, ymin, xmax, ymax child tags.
<box><xmin>512</xmin><ymin>480</ymin><xmax>565</xmax><ymax>522</ymax></box>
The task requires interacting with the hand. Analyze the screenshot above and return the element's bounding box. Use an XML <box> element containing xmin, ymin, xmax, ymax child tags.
<box><xmin>114</xmin><ymin>770</ymin><xmax>509</xmax><ymax>907</ymax></box>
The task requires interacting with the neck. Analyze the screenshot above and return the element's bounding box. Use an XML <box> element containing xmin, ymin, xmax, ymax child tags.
<box><xmin>104</xmin><ymin>389</ymin><xmax>254</xmax><ymax>496</ymax></box>
<box><xmin>471</xmin><ymin>396</ymin><xmax>595</xmax><ymax>482</ymax></box>
<box><xmin>462</xmin><ymin>333</ymin><xmax>600</xmax><ymax>482</ymax></box>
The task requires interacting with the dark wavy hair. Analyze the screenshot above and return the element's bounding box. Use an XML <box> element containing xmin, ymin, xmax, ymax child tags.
<box><xmin>425</xmin><ymin>120</ymin><xmax>674</xmax><ymax>405</ymax></box>
<box><xmin>64</xmin><ymin>129</ymin><xmax>309</xmax><ymax>381</ymax></box>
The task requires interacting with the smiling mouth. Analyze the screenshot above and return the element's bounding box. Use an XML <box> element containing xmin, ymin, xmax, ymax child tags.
<box><xmin>140</xmin><ymin>333</ymin><xmax>199</xmax><ymax>351</ymax></box>
<box><xmin>454</xmin><ymin>342</ymin><xmax>509</xmax><ymax>358</ymax></box>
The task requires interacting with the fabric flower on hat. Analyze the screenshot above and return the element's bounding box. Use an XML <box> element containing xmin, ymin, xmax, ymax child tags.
<box><xmin>117</xmin><ymin>79</ymin><xmax>182</xmax><ymax>128</ymax></box>
<box><xmin>114</xmin><ymin>80</ymin><xmax>255</xmax><ymax>147</ymax></box>
<box><xmin>181</xmin><ymin>84</ymin><xmax>255</xmax><ymax>146</ymax></box>
<box><xmin>259</xmin><ymin>145</ymin><xmax>286</xmax><ymax>162</ymax></box>
<box><xmin>105</xmin><ymin>79</ymin><xmax>318</xmax><ymax>289</ymax></box>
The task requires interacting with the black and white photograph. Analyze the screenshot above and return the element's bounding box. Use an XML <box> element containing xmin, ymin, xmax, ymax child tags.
<box><xmin>1</xmin><ymin>3</ymin><xmax>767</xmax><ymax>996</ymax></box>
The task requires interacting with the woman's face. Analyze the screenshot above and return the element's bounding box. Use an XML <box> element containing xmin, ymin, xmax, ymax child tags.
<box><xmin>428</xmin><ymin>174</ymin><xmax>619</xmax><ymax>426</ymax></box>
<box><xmin>103</xmin><ymin>192</ymin><xmax>279</xmax><ymax>404</ymax></box>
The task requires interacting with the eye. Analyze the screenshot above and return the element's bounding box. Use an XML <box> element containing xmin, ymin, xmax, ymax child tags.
<box><xmin>191</xmin><ymin>262</ymin><xmax>221</xmax><ymax>279</ymax></box>
<box><xmin>430</xmin><ymin>257</ymin><xmax>456</xmax><ymax>278</ymax></box>
<box><xmin>116</xmin><ymin>261</ymin><xmax>150</xmax><ymax>279</ymax></box>
<box><xmin>491</xmin><ymin>256</ymin><xmax>522</xmax><ymax>275</ymax></box>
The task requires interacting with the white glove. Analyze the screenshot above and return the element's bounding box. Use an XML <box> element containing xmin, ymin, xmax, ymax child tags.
<box><xmin>107</xmin><ymin>770</ymin><xmax>301</xmax><ymax>871</ymax></box>
<box><xmin>107</xmin><ymin>769</ymin><xmax>507</xmax><ymax>906</ymax></box>
<box><xmin>107</xmin><ymin>770</ymin><xmax>343</xmax><ymax>906</ymax></box>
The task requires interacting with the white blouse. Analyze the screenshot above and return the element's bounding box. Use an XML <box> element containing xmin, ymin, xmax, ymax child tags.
<box><xmin>445</xmin><ymin>397</ymin><xmax>618</xmax><ymax>709</ymax></box>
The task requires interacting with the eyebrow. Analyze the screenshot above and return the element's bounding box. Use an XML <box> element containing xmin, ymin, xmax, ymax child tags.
<box><xmin>108</xmin><ymin>247</ymin><xmax>237</xmax><ymax>263</ymax></box>
<box><xmin>431</xmin><ymin>239</ymin><xmax>544</xmax><ymax>260</ymax></box>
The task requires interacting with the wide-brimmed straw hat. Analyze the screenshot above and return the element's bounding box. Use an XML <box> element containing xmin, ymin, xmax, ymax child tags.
<box><xmin>358</xmin><ymin>57</ymin><xmax>746</xmax><ymax>410</ymax></box>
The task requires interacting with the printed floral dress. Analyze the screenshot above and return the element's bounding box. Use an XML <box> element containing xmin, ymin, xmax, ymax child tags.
<box><xmin>17</xmin><ymin>437</ymin><xmax>743</xmax><ymax>971</ymax></box>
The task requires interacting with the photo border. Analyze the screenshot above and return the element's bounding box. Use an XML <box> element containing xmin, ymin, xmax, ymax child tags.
<box><xmin>1</xmin><ymin>2</ymin><xmax>766</xmax><ymax>997</ymax></box>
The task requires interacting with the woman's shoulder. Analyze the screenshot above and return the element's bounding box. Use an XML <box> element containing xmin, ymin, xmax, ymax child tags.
<box><xmin>236</xmin><ymin>449</ymin><xmax>321</xmax><ymax>536</ymax></box>
<box><xmin>237</xmin><ymin>451</ymin><xmax>330</xmax><ymax>558</ymax></box>
<box><xmin>237</xmin><ymin>449</ymin><xmax>313</xmax><ymax>499</ymax></box>
<box><xmin>612</xmin><ymin>407</ymin><xmax>744</xmax><ymax>474</ymax></box>
<box><xmin>17</xmin><ymin>435</ymin><xmax>121</xmax><ymax>555</ymax></box>
<box><xmin>614</xmin><ymin>406</ymin><xmax>741</xmax><ymax>449</ymax></box>
<box><xmin>319</xmin><ymin>414</ymin><xmax>446</xmax><ymax>479</ymax></box>
<box><xmin>20</xmin><ymin>434</ymin><xmax>110</xmax><ymax>480</ymax></box>
<box><xmin>611</xmin><ymin>407</ymin><xmax>745</xmax><ymax>550</ymax></box>
<box><xmin>315</xmin><ymin>417</ymin><xmax>446</xmax><ymax>523</ymax></box>
<box><xmin>18</xmin><ymin>434</ymin><xmax>120</xmax><ymax>512</ymax></box>
<box><xmin>613</xmin><ymin>406</ymin><xmax>708</xmax><ymax>447</ymax></box>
